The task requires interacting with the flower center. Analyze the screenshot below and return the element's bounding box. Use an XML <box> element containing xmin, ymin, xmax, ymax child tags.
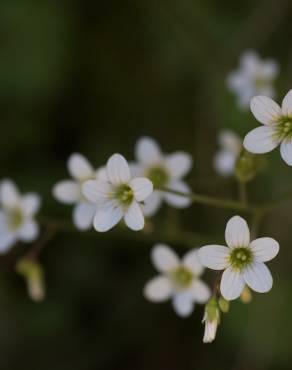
<box><xmin>147</xmin><ymin>166</ymin><xmax>169</xmax><ymax>188</ymax></box>
<box><xmin>171</xmin><ymin>267</ymin><xmax>194</xmax><ymax>288</ymax></box>
<box><xmin>254</xmin><ymin>75</ymin><xmax>269</xmax><ymax>89</ymax></box>
<box><xmin>8</xmin><ymin>208</ymin><xmax>24</xmax><ymax>230</ymax></box>
<box><xmin>229</xmin><ymin>247</ymin><xmax>253</xmax><ymax>271</ymax></box>
<box><xmin>275</xmin><ymin>117</ymin><xmax>292</xmax><ymax>140</ymax></box>
<box><xmin>114</xmin><ymin>184</ymin><xmax>134</xmax><ymax>206</ymax></box>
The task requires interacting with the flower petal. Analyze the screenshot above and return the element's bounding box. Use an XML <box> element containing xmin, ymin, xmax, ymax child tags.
<box><xmin>281</xmin><ymin>89</ymin><xmax>292</xmax><ymax>116</ymax></box>
<box><xmin>0</xmin><ymin>180</ymin><xmax>20</xmax><ymax>208</ymax></box>
<box><xmin>214</xmin><ymin>150</ymin><xmax>237</xmax><ymax>176</ymax></box>
<box><xmin>143</xmin><ymin>191</ymin><xmax>162</xmax><ymax>217</ymax></box>
<box><xmin>243</xmin><ymin>262</ymin><xmax>273</xmax><ymax>293</ymax></box>
<box><xmin>73</xmin><ymin>203</ymin><xmax>96</xmax><ymax>231</ymax></box>
<box><xmin>93</xmin><ymin>202</ymin><xmax>123</xmax><ymax>232</ymax></box>
<box><xmin>18</xmin><ymin>221</ymin><xmax>39</xmax><ymax>242</ymax></box>
<box><xmin>82</xmin><ymin>180</ymin><xmax>113</xmax><ymax>204</ymax></box>
<box><xmin>0</xmin><ymin>231</ymin><xmax>16</xmax><ymax>253</ymax></box>
<box><xmin>21</xmin><ymin>193</ymin><xmax>41</xmax><ymax>216</ymax></box>
<box><xmin>163</xmin><ymin>180</ymin><xmax>192</xmax><ymax>208</ymax></box>
<box><xmin>198</xmin><ymin>245</ymin><xmax>230</xmax><ymax>270</ymax></box>
<box><xmin>124</xmin><ymin>201</ymin><xmax>144</xmax><ymax>231</ymax></box>
<box><xmin>250</xmin><ymin>95</ymin><xmax>281</xmax><ymax>125</ymax></box>
<box><xmin>249</xmin><ymin>237</ymin><xmax>279</xmax><ymax>262</ymax></box>
<box><xmin>135</xmin><ymin>136</ymin><xmax>162</xmax><ymax>165</ymax></box>
<box><xmin>53</xmin><ymin>181</ymin><xmax>81</xmax><ymax>204</ymax></box>
<box><xmin>182</xmin><ymin>249</ymin><xmax>204</xmax><ymax>275</ymax></box>
<box><xmin>143</xmin><ymin>276</ymin><xmax>172</xmax><ymax>302</ymax></box>
<box><xmin>130</xmin><ymin>177</ymin><xmax>153</xmax><ymax>202</ymax></box>
<box><xmin>280</xmin><ymin>140</ymin><xmax>292</xmax><ymax>166</ymax></box>
<box><xmin>165</xmin><ymin>152</ymin><xmax>193</xmax><ymax>179</ymax></box>
<box><xmin>172</xmin><ymin>293</ymin><xmax>194</xmax><ymax>317</ymax></box>
<box><xmin>95</xmin><ymin>166</ymin><xmax>108</xmax><ymax>181</ymax></box>
<box><xmin>218</xmin><ymin>130</ymin><xmax>242</xmax><ymax>154</ymax></box>
<box><xmin>189</xmin><ymin>279</ymin><xmax>211</xmax><ymax>303</ymax></box>
<box><xmin>68</xmin><ymin>153</ymin><xmax>94</xmax><ymax>181</ymax></box>
<box><xmin>151</xmin><ymin>244</ymin><xmax>180</xmax><ymax>273</ymax></box>
<box><xmin>225</xmin><ymin>215</ymin><xmax>250</xmax><ymax>248</ymax></box>
<box><xmin>243</xmin><ymin>126</ymin><xmax>279</xmax><ymax>154</ymax></box>
<box><xmin>106</xmin><ymin>154</ymin><xmax>131</xmax><ymax>185</ymax></box>
<box><xmin>220</xmin><ymin>267</ymin><xmax>245</xmax><ymax>300</ymax></box>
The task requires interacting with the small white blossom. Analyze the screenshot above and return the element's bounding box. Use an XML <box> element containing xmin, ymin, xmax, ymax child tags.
<box><xmin>0</xmin><ymin>180</ymin><xmax>41</xmax><ymax>253</ymax></box>
<box><xmin>131</xmin><ymin>136</ymin><xmax>193</xmax><ymax>216</ymax></box>
<box><xmin>214</xmin><ymin>130</ymin><xmax>242</xmax><ymax>176</ymax></box>
<box><xmin>244</xmin><ymin>90</ymin><xmax>292</xmax><ymax>166</ymax></box>
<box><xmin>53</xmin><ymin>153</ymin><xmax>98</xmax><ymax>230</ymax></box>
<box><xmin>144</xmin><ymin>244</ymin><xmax>211</xmax><ymax>317</ymax></box>
<box><xmin>198</xmin><ymin>216</ymin><xmax>279</xmax><ymax>300</ymax></box>
<box><xmin>82</xmin><ymin>153</ymin><xmax>153</xmax><ymax>232</ymax></box>
<box><xmin>227</xmin><ymin>50</ymin><xmax>279</xmax><ymax>109</ymax></box>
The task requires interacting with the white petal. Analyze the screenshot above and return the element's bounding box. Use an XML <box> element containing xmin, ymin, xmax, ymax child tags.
<box><xmin>93</xmin><ymin>202</ymin><xmax>123</xmax><ymax>232</ymax></box>
<box><xmin>198</xmin><ymin>245</ymin><xmax>230</xmax><ymax>270</ymax></box>
<box><xmin>106</xmin><ymin>154</ymin><xmax>131</xmax><ymax>185</ymax></box>
<box><xmin>21</xmin><ymin>193</ymin><xmax>41</xmax><ymax>216</ymax></box>
<box><xmin>68</xmin><ymin>153</ymin><xmax>94</xmax><ymax>181</ymax></box>
<box><xmin>250</xmin><ymin>95</ymin><xmax>281</xmax><ymax>125</ymax></box>
<box><xmin>95</xmin><ymin>166</ymin><xmax>108</xmax><ymax>181</ymax></box>
<box><xmin>281</xmin><ymin>89</ymin><xmax>292</xmax><ymax>116</ymax></box>
<box><xmin>189</xmin><ymin>279</ymin><xmax>211</xmax><ymax>303</ymax></box>
<box><xmin>0</xmin><ymin>180</ymin><xmax>20</xmax><ymax>208</ymax></box>
<box><xmin>225</xmin><ymin>215</ymin><xmax>250</xmax><ymax>248</ymax></box>
<box><xmin>73</xmin><ymin>203</ymin><xmax>96</xmax><ymax>231</ymax></box>
<box><xmin>165</xmin><ymin>152</ymin><xmax>193</xmax><ymax>179</ymax></box>
<box><xmin>243</xmin><ymin>126</ymin><xmax>279</xmax><ymax>154</ymax></box>
<box><xmin>218</xmin><ymin>130</ymin><xmax>242</xmax><ymax>154</ymax></box>
<box><xmin>82</xmin><ymin>179</ymin><xmax>113</xmax><ymax>204</ymax></box>
<box><xmin>151</xmin><ymin>244</ymin><xmax>180</xmax><ymax>273</ymax></box>
<box><xmin>130</xmin><ymin>177</ymin><xmax>153</xmax><ymax>202</ymax></box>
<box><xmin>243</xmin><ymin>262</ymin><xmax>273</xmax><ymax>293</ymax></box>
<box><xmin>143</xmin><ymin>191</ymin><xmax>162</xmax><ymax>217</ymax></box>
<box><xmin>143</xmin><ymin>276</ymin><xmax>172</xmax><ymax>302</ymax></box>
<box><xmin>214</xmin><ymin>150</ymin><xmax>236</xmax><ymax>176</ymax></box>
<box><xmin>220</xmin><ymin>267</ymin><xmax>245</xmax><ymax>300</ymax></box>
<box><xmin>172</xmin><ymin>293</ymin><xmax>194</xmax><ymax>317</ymax></box>
<box><xmin>280</xmin><ymin>140</ymin><xmax>292</xmax><ymax>166</ymax></box>
<box><xmin>18</xmin><ymin>221</ymin><xmax>39</xmax><ymax>242</ymax></box>
<box><xmin>240</xmin><ymin>50</ymin><xmax>259</xmax><ymax>73</ymax></box>
<box><xmin>128</xmin><ymin>162</ymin><xmax>143</xmax><ymax>177</ymax></box>
<box><xmin>135</xmin><ymin>136</ymin><xmax>162</xmax><ymax>166</ymax></box>
<box><xmin>182</xmin><ymin>249</ymin><xmax>204</xmax><ymax>275</ymax></box>
<box><xmin>53</xmin><ymin>181</ymin><xmax>81</xmax><ymax>204</ymax></box>
<box><xmin>249</xmin><ymin>237</ymin><xmax>279</xmax><ymax>262</ymax></box>
<box><xmin>163</xmin><ymin>180</ymin><xmax>192</xmax><ymax>208</ymax></box>
<box><xmin>0</xmin><ymin>232</ymin><xmax>16</xmax><ymax>253</ymax></box>
<box><xmin>260</xmin><ymin>60</ymin><xmax>279</xmax><ymax>79</ymax></box>
<box><xmin>124</xmin><ymin>201</ymin><xmax>145</xmax><ymax>231</ymax></box>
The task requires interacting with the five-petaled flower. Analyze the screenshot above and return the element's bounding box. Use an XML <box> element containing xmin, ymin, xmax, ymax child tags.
<box><xmin>244</xmin><ymin>90</ymin><xmax>292</xmax><ymax>166</ymax></box>
<box><xmin>82</xmin><ymin>153</ymin><xmax>153</xmax><ymax>232</ymax></box>
<box><xmin>0</xmin><ymin>180</ymin><xmax>41</xmax><ymax>253</ymax></box>
<box><xmin>144</xmin><ymin>244</ymin><xmax>210</xmax><ymax>317</ymax></box>
<box><xmin>227</xmin><ymin>50</ymin><xmax>278</xmax><ymax>109</ymax></box>
<box><xmin>131</xmin><ymin>136</ymin><xmax>193</xmax><ymax>216</ymax></box>
<box><xmin>198</xmin><ymin>215</ymin><xmax>279</xmax><ymax>301</ymax></box>
<box><xmin>53</xmin><ymin>153</ymin><xmax>98</xmax><ymax>230</ymax></box>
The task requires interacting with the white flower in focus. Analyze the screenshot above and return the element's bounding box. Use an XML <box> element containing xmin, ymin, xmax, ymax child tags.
<box><xmin>214</xmin><ymin>130</ymin><xmax>242</xmax><ymax>176</ymax></box>
<box><xmin>132</xmin><ymin>136</ymin><xmax>193</xmax><ymax>216</ymax></box>
<box><xmin>53</xmin><ymin>153</ymin><xmax>98</xmax><ymax>230</ymax></box>
<box><xmin>244</xmin><ymin>90</ymin><xmax>292</xmax><ymax>165</ymax></box>
<box><xmin>82</xmin><ymin>153</ymin><xmax>153</xmax><ymax>232</ymax></box>
<box><xmin>202</xmin><ymin>298</ymin><xmax>220</xmax><ymax>343</ymax></box>
<box><xmin>227</xmin><ymin>50</ymin><xmax>279</xmax><ymax>108</ymax></box>
<box><xmin>0</xmin><ymin>180</ymin><xmax>41</xmax><ymax>253</ymax></box>
<box><xmin>198</xmin><ymin>216</ymin><xmax>279</xmax><ymax>301</ymax></box>
<box><xmin>144</xmin><ymin>244</ymin><xmax>211</xmax><ymax>317</ymax></box>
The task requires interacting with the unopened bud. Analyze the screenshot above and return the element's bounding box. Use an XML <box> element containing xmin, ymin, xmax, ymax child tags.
<box><xmin>240</xmin><ymin>286</ymin><xmax>252</xmax><ymax>304</ymax></box>
<box><xmin>202</xmin><ymin>298</ymin><xmax>220</xmax><ymax>343</ymax></box>
<box><xmin>235</xmin><ymin>149</ymin><xmax>264</xmax><ymax>183</ymax></box>
<box><xmin>218</xmin><ymin>296</ymin><xmax>230</xmax><ymax>313</ymax></box>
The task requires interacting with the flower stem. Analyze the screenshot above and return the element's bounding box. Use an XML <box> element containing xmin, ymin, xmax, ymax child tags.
<box><xmin>238</xmin><ymin>181</ymin><xmax>248</xmax><ymax>205</ymax></box>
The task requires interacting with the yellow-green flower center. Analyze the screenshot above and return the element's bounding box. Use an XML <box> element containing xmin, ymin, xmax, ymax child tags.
<box><xmin>229</xmin><ymin>247</ymin><xmax>253</xmax><ymax>271</ymax></box>
<box><xmin>8</xmin><ymin>208</ymin><xmax>24</xmax><ymax>230</ymax></box>
<box><xmin>147</xmin><ymin>166</ymin><xmax>169</xmax><ymax>188</ymax></box>
<box><xmin>115</xmin><ymin>184</ymin><xmax>134</xmax><ymax>206</ymax></box>
<box><xmin>275</xmin><ymin>117</ymin><xmax>292</xmax><ymax>140</ymax></box>
<box><xmin>171</xmin><ymin>267</ymin><xmax>194</xmax><ymax>288</ymax></box>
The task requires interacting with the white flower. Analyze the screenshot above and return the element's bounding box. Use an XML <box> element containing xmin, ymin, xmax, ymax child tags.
<box><xmin>132</xmin><ymin>136</ymin><xmax>193</xmax><ymax>216</ymax></box>
<box><xmin>198</xmin><ymin>215</ymin><xmax>279</xmax><ymax>301</ymax></box>
<box><xmin>144</xmin><ymin>244</ymin><xmax>211</xmax><ymax>317</ymax></box>
<box><xmin>53</xmin><ymin>153</ymin><xmax>98</xmax><ymax>230</ymax></box>
<box><xmin>227</xmin><ymin>50</ymin><xmax>279</xmax><ymax>109</ymax></box>
<box><xmin>214</xmin><ymin>130</ymin><xmax>242</xmax><ymax>176</ymax></box>
<box><xmin>244</xmin><ymin>90</ymin><xmax>292</xmax><ymax>166</ymax></box>
<box><xmin>0</xmin><ymin>180</ymin><xmax>41</xmax><ymax>253</ymax></box>
<box><xmin>82</xmin><ymin>153</ymin><xmax>153</xmax><ymax>232</ymax></box>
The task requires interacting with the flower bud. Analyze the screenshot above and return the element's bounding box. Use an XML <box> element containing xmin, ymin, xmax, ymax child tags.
<box><xmin>235</xmin><ymin>149</ymin><xmax>264</xmax><ymax>183</ymax></box>
<box><xmin>218</xmin><ymin>296</ymin><xmax>230</xmax><ymax>313</ymax></box>
<box><xmin>240</xmin><ymin>286</ymin><xmax>252</xmax><ymax>303</ymax></box>
<box><xmin>202</xmin><ymin>298</ymin><xmax>220</xmax><ymax>343</ymax></box>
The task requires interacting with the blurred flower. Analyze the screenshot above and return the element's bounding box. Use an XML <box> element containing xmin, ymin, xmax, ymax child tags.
<box><xmin>82</xmin><ymin>153</ymin><xmax>153</xmax><ymax>232</ymax></box>
<box><xmin>202</xmin><ymin>298</ymin><xmax>220</xmax><ymax>343</ymax></box>
<box><xmin>0</xmin><ymin>180</ymin><xmax>41</xmax><ymax>253</ymax></box>
<box><xmin>144</xmin><ymin>244</ymin><xmax>210</xmax><ymax>317</ymax></box>
<box><xmin>244</xmin><ymin>90</ymin><xmax>292</xmax><ymax>166</ymax></box>
<box><xmin>132</xmin><ymin>136</ymin><xmax>193</xmax><ymax>216</ymax></box>
<box><xmin>214</xmin><ymin>130</ymin><xmax>242</xmax><ymax>176</ymax></box>
<box><xmin>53</xmin><ymin>153</ymin><xmax>98</xmax><ymax>230</ymax></box>
<box><xmin>227</xmin><ymin>50</ymin><xmax>279</xmax><ymax>109</ymax></box>
<box><xmin>198</xmin><ymin>215</ymin><xmax>279</xmax><ymax>301</ymax></box>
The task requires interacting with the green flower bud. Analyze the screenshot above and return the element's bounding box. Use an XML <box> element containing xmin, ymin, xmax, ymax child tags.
<box><xmin>218</xmin><ymin>296</ymin><xmax>230</xmax><ymax>313</ymax></box>
<box><xmin>235</xmin><ymin>149</ymin><xmax>264</xmax><ymax>183</ymax></box>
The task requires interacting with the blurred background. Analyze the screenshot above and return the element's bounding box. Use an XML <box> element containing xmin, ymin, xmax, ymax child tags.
<box><xmin>1</xmin><ymin>0</ymin><xmax>292</xmax><ymax>369</ymax></box>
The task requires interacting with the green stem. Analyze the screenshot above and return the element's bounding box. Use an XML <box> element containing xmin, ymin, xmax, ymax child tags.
<box><xmin>238</xmin><ymin>181</ymin><xmax>248</xmax><ymax>205</ymax></box>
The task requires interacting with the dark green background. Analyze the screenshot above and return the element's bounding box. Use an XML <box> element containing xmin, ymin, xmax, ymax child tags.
<box><xmin>1</xmin><ymin>0</ymin><xmax>292</xmax><ymax>369</ymax></box>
